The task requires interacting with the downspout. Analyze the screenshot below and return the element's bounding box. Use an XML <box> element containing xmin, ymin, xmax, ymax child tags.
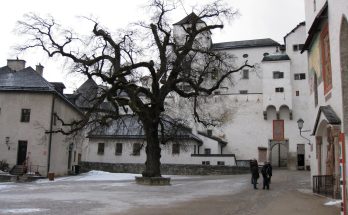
<box><xmin>47</xmin><ymin>95</ymin><xmax>55</xmax><ymax>176</ymax></box>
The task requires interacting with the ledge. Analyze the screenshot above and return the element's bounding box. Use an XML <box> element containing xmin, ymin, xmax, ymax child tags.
<box><xmin>135</xmin><ymin>176</ymin><xmax>171</xmax><ymax>186</ymax></box>
<box><xmin>191</xmin><ymin>154</ymin><xmax>235</xmax><ymax>157</ymax></box>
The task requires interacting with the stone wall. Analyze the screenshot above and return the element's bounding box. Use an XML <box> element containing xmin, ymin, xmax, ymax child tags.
<box><xmin>80</xmin><ymin>162</ymin><xmax>250</xmax><ymax>175</ymax></box>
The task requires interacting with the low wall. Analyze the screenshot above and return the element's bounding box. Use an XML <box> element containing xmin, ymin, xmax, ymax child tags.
<box><xmin>80</xmin><ymin>162</ymin><xmax>250</xmax><ymax>175</ymax></box>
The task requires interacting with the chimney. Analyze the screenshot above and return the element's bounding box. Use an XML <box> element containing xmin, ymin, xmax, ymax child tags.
<box><xmin>36</xmin><ymin>64</ymin><xmax>44</xmax><ymax>76</ymax></box>
<box><xmin>7</xmin><ymin>59</ymin><xmax>26</xmax><ymax>71</ymax></box>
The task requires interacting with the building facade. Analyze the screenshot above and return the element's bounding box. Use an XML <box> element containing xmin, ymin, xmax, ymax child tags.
<box><xmin>0</xmin><ymin>59</ymin><xmax>83</xmax><ymax>177</ymax></box>
<box><xmin>302</xmin><ymin>0</ymin><xmax>348</xmax><ymax>212</ymax></box>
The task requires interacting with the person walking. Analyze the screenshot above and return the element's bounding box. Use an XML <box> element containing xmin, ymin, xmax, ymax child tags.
<box><xmin>250</xmin><ymin>159</ymin><xmax>259</xmax><ymax>189</ymax></box>
<box><xmin>261</xmin><ymin>162</ymin><xmax>272</xmax><ymax>190</ymax></box>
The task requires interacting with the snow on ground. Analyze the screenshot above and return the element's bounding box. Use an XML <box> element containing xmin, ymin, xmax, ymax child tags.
<box><xmin>36</xmin><ymin>170</ymin><xmax>192</xmax><ymax>183</ymax></box>
<box><xmin>0</xmin><ymin>183</ymin><xmax>16</xmax><ymax>191</ymax></box>
<box><xmin>0</xmin><ymin>208</ymin><xmax>49</xmax><ymax>214</ymax></box>
<box><xmin>324</xmin><ymin>200</ymin><xmax>341</xmax><ymax>206</ymax></box>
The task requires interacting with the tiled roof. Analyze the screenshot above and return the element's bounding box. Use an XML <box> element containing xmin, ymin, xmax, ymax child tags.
<box><xmin>88</xmin><ymin>115</ymin><xmax>202</xmax><ymax>144</ymax></box>
<box><xmin>0</xmin><ymin>65</ymin><xmax>83</xmax><ymax>115</ymax></box>
<box><xmin>197</xmin><ymin>131</ymin><xmax>227</xmax><ymax>145</ymax></box>
<box><xmin>173</xmin><ymin>12</ymin><xmax>204</xmax><ymax>25</ymax></box>
<box><xmin>0</xmin><ymin>66</ymin><xmax>54</xmax><ymax>91</ymax></box>
<box><xmin>312</xmin><ymin>105</ymin><xmax>341</xmax><ymax>135</ymax></box>
<box><xmin>212</xmin><ymin>38</ymin><xmax>280</xmax><ymax>50</ymax></box>
<box><xmin>262</xmin><ymin>54</ymin><xmax>290</xmax><ymax>62</ymax></box>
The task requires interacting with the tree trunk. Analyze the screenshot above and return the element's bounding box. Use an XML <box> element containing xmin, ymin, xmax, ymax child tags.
<box><xmin>142</xmin><ymin>121</ymin><xmax>162</xmax><ymax>177</ymax></box>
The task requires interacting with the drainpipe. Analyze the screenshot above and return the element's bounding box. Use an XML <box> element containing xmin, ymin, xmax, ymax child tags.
<box><xmin>47</xmin><ymin>96</ymin><xmax>55</xmax><ymax>176</ymax></box>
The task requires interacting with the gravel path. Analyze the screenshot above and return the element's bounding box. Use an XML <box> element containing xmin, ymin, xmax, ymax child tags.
<box><xmin>0</xmin><ymin>170</ymin><xmax>340</xmax><ymax>215</ymax></box>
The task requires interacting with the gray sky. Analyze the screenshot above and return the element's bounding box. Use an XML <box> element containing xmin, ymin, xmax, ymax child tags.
<box><xmin>0</xmin><ymin>0</ymin><xmax>305</xmax><ymax>92</ymax></box>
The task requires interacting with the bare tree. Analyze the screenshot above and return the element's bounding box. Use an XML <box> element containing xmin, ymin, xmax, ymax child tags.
<box><xmin>16</xmin><ymin>0</ymin><xmax>252</xmax><ymax>178</ymax></box>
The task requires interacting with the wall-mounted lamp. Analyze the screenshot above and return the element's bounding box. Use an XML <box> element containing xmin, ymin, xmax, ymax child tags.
<box><xmin>297</xmin><ymin>118</ymin><xmax>311</xmax><ymax>146</ymax></box>
<box><xmin>5</xmin><ymin>137</ymin><xmax>10</xmax><ymax>150</ymax></box>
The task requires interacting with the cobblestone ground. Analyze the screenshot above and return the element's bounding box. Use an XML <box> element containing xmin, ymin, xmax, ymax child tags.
<box><xmin>0</xmin><ymin>170</ymin><xmax>340</xmax><ymax>215</ymax></box>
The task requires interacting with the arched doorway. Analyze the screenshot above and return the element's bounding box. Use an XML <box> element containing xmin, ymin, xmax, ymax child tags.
<box><xmin>341</xmin><ymin>16</ymin><xmax>348</xmax><ymax>134</ymax></box>
<box><xmin>269</xmin><ymin>140</ymin><xmax>289</xmax><ymax>167</ymax></box>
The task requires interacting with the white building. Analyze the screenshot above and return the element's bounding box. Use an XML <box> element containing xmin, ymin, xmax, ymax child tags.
<box><xmin>302</xmin><ymin>0</ymin><xmax>348</xmax><ymax>210</ymax></box>
<box><xmin>0</xmin><ymin>59</ymin><xmax>83</xmax><ymax>177</ymax></box>
<box><xmin>81</xmin><ymin>14</ymin><xmax>311</xmax><ymax>171</ymax></box>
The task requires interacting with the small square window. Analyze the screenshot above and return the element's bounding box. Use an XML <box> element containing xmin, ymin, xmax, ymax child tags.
<box><xmin>273</xmin><ymin>71</ymin><xmax>284</xmax><ymax>79</ymax></box>
<box><xmin>239</xmin><ymin>90</ymin><xmax>248</xmax><ymax>94</ymax></box>
<box><xmin>204</xmin><ymin>148</ymin><xmax>211</xmax><ymax>155</ymax></box>
<box><xmin>275</xmin><ymin>87</ymin><xmax>284</xmax><ymax>93</ymax></box>
<box><xmin>20</xmin><ymin>109</ymin><xmax>31</xmax><ymax>122</ymax></box>
<box><xmin>115</xmin><ymin>143</ymin><xmax>123</xmax><ymax>155</ymax></box>
<box><xmin>294</xmin><ymin>73</ymin><xmax>306</xmax><ymax>80</ymax></box>
<box><xmin>133</xmin><ymin>143</ymin><xmax>142</xmax><ymax>156</ymax></box>
<box><xmin>172</xmin><ymin>143</ymin><xmax>180</xmax><ymax>154</ymax></box>
<box><xmin>296</xmin><ymin>91</ymin><xmax>300</xmax><ymax>96</ymax></box>
<box><xmin>97</xmin><ymin>143</ymin><xmax>105</xmax><ymax>155</ymax></box>
<box><xmin>202</xmin><ymin>161</ymin><xmax>211</xmax><ymax>165</ymax></box>
<box><xmin>293</xmin><ymin>45</ymin><xmax>298</xmax><ymax>51</ymax></box>
<box><xmin>217</xmin><ymin>161</ymin><xmax>225</xmax><ymax>166</ymax></box>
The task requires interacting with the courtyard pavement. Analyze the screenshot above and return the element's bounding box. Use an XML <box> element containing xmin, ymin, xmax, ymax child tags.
<box><xmin>0</xmin><ymin>170</ymin><xmax>340</xmax><ymax>215</ymax></box>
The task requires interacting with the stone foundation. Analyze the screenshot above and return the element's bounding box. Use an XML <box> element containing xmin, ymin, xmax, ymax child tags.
<box><xmin>80</xmin><ymin>162</ymin><xmax>250</xmax><ymax>175</ymax></box>
<box><xmin>135</xmin><ymin>176</ymin><xmax>171</xmax><ymax>185</ymax></box>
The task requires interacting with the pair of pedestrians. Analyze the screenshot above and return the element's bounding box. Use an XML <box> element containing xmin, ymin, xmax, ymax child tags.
<box><xmin>250</xmin><ymin>160</ymin><xmax>272</xmax><ymax>190</ymax></box>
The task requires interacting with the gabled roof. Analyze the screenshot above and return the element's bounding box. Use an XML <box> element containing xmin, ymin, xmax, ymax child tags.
<box><xmin>211</xmin><ymin>38</ymin><xmax>280</xmax><ymax>50</ymax></box>
<box><xmin>0</xmin><ymin>65</ymin><xmax>83</xmax><ymax>115</ymax></box>
<box><xmin>301</xmin><ymin>2</ymin><xmax>328</xmax><ymax>53</ymax></box>
<box><xmin>262</xmin><ymin>54</ymin><xmax>290</xmax><ymax>62</ymax></box>
<box><xmin>0</xmin><ymin>66</ymin><xmax>54</xmax><ymax>91</ymax></box>
<box><xmin>197</xmin><ymin>131</ymin><xmax>227</xmax><ymax>146</ymax></box>
<box><xmin>88</xmin><ymin>115</ymin><xmax>202</xmax><ymax>144</ymax></box>
<box><xmin>173</xmin><ymin>12</ymin><xmax>205</xmax><ymax>25</ymax></box>
<box><xmin>283</xmin><ymin>22</ymin><xmax>305</xmax><ymax>43</ymax></box>
<box><xmin>312</xmin><ymin>105</ymin><xmax>341</xmax><ymax>135</ymax></box>
<box><xmin>74</xmin><ymin>79</ymin><xmax>99</xmax><ymax>109</ymax></box>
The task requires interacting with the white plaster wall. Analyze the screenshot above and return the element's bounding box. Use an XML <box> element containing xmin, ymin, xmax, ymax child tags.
<box><xmin>49</xmin><ymin>97</ymin><xmax>83</xmax><ymax>176</ymax></box>
<box><xmin>86</xmin><ymin>138</ymin><xmax>236</xmax><ymax>166</ymax></box>
<box><xmin>0</xmin><ymin>92</ymin><xmax>83</xmax><ymax>177</ymax></box>
<box><xmin>262</xmin><ymin>60</ymin><xmax>293</xmax><ymax>110</ymax></box>
<box><xmin>304</xmin><ymin>0</ymin><xmax>348</xmax><ymax>181</ymax></box>
<box><xmin>196</xmin><ymin>134</ymin><xmax>221</xmax><ymax>154</ymax></box>
<box><xmin>219</xmin><ymin>46</ymin><xmax>279</xmax><ymax>94</ymax></box>
<box><xmin>0</xmin><ymin>92</ymin><xmax>52</xmax><ymax>175</ymax></box>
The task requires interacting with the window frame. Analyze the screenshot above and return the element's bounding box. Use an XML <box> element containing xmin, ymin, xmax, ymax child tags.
<box><xmin>172</xmin><ymin>143</ymin><xmax>180</xmax><ymax>155</ymax></box>
<box><xmin>132</xmin><ymin>143</ymin><xmax>141</xmax><ymax>156</ymax></box>
<box><xmin>275</xmin><ymin>87</ymin><xmax>284</xmax><ymax>93</ymax></box>
<box><xmin>242</xmin><ymin>69</ymin><xmax>249</xmax><ymax>79</ymax></box>
<box><xmin>20</xmin><ymin>108</ymin><xmax>31</xmax><ymax>122</ymax></box>
<box><xmin>115</xmin><ymin>143</ymin><xmax>123</xmax><ymax>155</ymax></box>
<box><xmin>97</xmin><ymin>143</ymin><xmax>105</xmax><ymax>155</ymax></box>
<box><xmin>273</xmin><ymin>71</ymin><xmax>284</xmax><ymax>79</ymax></box>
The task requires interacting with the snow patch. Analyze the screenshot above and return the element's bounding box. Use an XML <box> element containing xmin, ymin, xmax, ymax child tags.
<box><xmin>76</xmin><ymin>171</ymin><xmax>142</xmax><ymax>181</ymax></box>
<box><xmin>0</xmin><ymin>184</ymin><xmax>16</xmax><ymax>191</ymax></box>
<box><xmin>0</xmin><ymin>208</ymin><xmax>49</xmax><ymax>214</ymax></box>
<box><xmin>324</xmin><ymin>200</ymin><xmax>341</xmax><ymax>206</ymax></box>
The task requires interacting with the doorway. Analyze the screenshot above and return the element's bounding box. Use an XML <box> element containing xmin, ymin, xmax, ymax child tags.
<box><xmin>17</xmin><ymin>141</ymin><xmax>28</xmax><ymax>165</ymax></box>
<box><xmin>297</xmin><ymin>144</ymin><xmax>305</xmax><ymax>170</ymax></box>
<box><xmin>269</xmin><ymin>140</ymin><xmax>288</xmax><ymax>167</ymax></box>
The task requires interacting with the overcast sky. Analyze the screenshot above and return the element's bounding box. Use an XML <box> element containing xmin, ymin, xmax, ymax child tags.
<box><xmin>0</xmin><ymin>0</ymin><xmax>305</xmax><ymax>93</ymax></box>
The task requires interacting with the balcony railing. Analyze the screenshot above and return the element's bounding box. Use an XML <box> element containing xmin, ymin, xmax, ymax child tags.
<box><xmin>313</xmin><ymin>175</ymin><xmax>334</xmax><ymax>198</ymax></box>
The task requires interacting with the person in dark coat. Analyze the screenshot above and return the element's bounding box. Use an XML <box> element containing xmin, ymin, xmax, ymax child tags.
<box><xmin>261</xmin><ymin>162</ymin><xmax>272</xmax><ymax>190</ymax></box>
<box><xmin>250</xmin><ymin>159</ymin><xmax>259</xmax><ymax>189</ymax></box>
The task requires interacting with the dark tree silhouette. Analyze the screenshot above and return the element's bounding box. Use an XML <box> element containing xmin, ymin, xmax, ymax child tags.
<box><xmin>16</xmin><ymin>0</ymin><xmax>252</xmax><ymax>178</ymax></box>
